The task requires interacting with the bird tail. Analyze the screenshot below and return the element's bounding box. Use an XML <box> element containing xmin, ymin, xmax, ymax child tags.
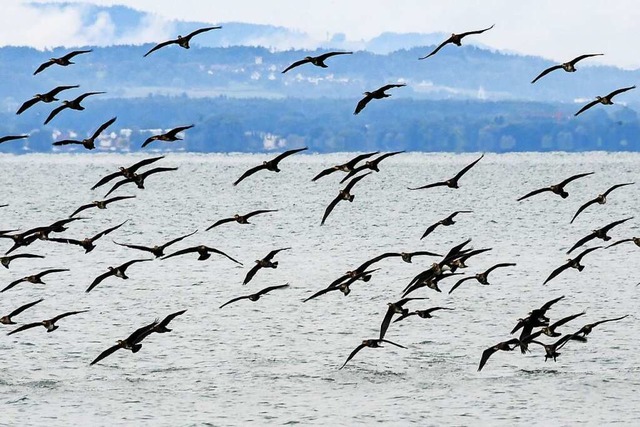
<box><xmin>131</xmin><ymin>344</ymin><xmax>142</xmax><ymax>353</ymax></box>
<box><xmin>348</xmin><ymin>195</ymin><xmax>355</xmax><ymax>202</ymax></box>
<box><xmin>577</xmin><ymin>265</ymin><xmax>585</xmax><ymax>272</ymax></box>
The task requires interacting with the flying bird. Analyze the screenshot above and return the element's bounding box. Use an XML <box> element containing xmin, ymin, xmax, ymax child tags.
<box><xmin>527</xmin><ymin>334</ymin><xmax>584</xmax><ymax>362</ymax></box>
<box><xmin>354</xmin><ymin>84</ymin><xmax>406</xmax><ymax>115</ymax></box>
<box><xmin>44</xmin><ymin>91</ymin><xmax>105</xmax><ymax>125</ymax></box>
<box><xmin>531</xmin><ymin>54</ymin><xmax>603</xmax><ymax>84</ymax></box>
<box><xmin>282</xmin><ymin>51</ymin><xmax>353</xmax><ymax>73</ymax></box>
<box><xmin>339</xmin><ymin>151</ymin><xmax>405</xmax><ymax>183</ymax></box>
<box><xmin>393</xmin><ymin>307</ymin><xmax>454</xmax><ymax>323</ymax></box>
<box><xmin>339</xmin><ymin>339</ymin><xmax>406</xmax><ymax>370</ymax></box>
<box><xmin>141</xmin><ymin>125</ymin><xmax>194</xmax><ymax>148</ymax></box>
<box><xmin>233</xmin><ymin>147</ymin><xmax>307</xmax><ymax>186</ymax></box>
<box><xmin>0</xmin><ymin>253</ymin><xmax>45</xmax><ymax>269</ymax></box>
<box><xmin>143</xmin><ymin>26</ymin><xmax>222</xmax><ymax>57</ymax></box>
<box><xmin>33</xmin><ymin>49</ymin><xmax>92</xmax><ymax>75</ymax></box>
<box><xmin>90</xmin><ymin>321</ymin><xmax>159</xmax><ymax>365</ymax></box>
<box><xmin>48</xmin><ymin>220</ymin><xmax>128</xmax><ymax>253</ymax></box>
<box><xmin>570</xmin><ymin>182</ymin><xmax>634</xmax><ymax>223</ymax></box>
<box><xmin>311</xmin><ymin>151</ymin><xmax>379</xmax><ymax>182</ymax></box>
<box><xmin>53</xmin><ymin>117</ymin><xmax>117</xmax><ymax>150</ymax></box>
<box><xmin>69</xmin><ymin>195</ymin><xmax>135</xmax><ymax>218</ymax></box>
<box><xmin>162</xmin><ymin>245</ymin><xmax>242</xmax><ymax>264</ymax></box>
<box><xmin>574</xmin><ymin>86</ymin><xmax>636</xmax><ymax>116</ymax></box>
<box><xmin>91</xmin><ymin>156</ymin><xmax>165</xmax><ymax>190</ymax></box>
<box><xmin>0</xmin><ymin>135</ymin><xmax>29</xmax><ymax>145</ymax></box>
<box><xmin>543</xmin><ymin>247</ymin><xmax>601</xmax><ymax>284</ymax></box>
<box><xmin>574</xmin><ymin>315</ymin><xmax>629</xmax><ymax>337</ymax></box>
<box><xmin>517</xmin><ymin>172</ymin><xmax>593</xmax><ymax>201</ymax></box>
<box><xmin>420</xmin><ymin>210</ymin><xmax>472</xmax><ymax>240</ymax></box>
<box><xmin>321</xmin><ymin>172</ymin><xmax>371</xmax><ymax>226</ymax></box>
<box><xmin>86</xmin><ymin>259</ymin><xmax>152</xmax><ymax>293</ymax></box>
<box><xmin>243</xmin><ymin>247</ymin><xmax>290</xmax><ymax>285</ymax></box>
<box><xmin>16</xmin><ymin>85</ymin><xmax>79</xmax><ymax>115</ymax></box>
<box><xmin>478</xmin><ymin>338</ymin><xmax>520</xmax><ymax>372</ymax></box>
<box><xmin>303</xmin><ymin>269</ymin><xmax>379</xmax><ymax>302</ymax></box>
<box><xmin>2</xmin><ymin>268</ymin><xmax>69</xmax><ymax>293</ymax></box>
<box><xmin>408</xmin><ymin>154</ymin><xmax>484</xmax><ymax>190</ymax></box>
<box><xmin>448</xmin><ymin>262</ymin><xmax>516</xmax><ymax>294</ymax></box>
<box><xmin>419</xmin><ymin>25</ymin><xmax>494</xmax><ymax>60</ymax></box>
<box><xmin>206</xmin><ymin>209</ymin><xmax>278</xmax><ymax>230</ymax></box>
<box><xmin>567</xmin><ymin>217</ymin><xmax>633</xmax><ymax>254</ymax></box>
<box><xmin>104</xmin><ymin>167</ymin><xmax>178</xmax><ymax>197</ymax></box>
<box><xmin>525</xmin><ymin>312</ymin><xmax>586</xmax><ymax>339</ymax></box>
<box><xmin>511</xmin><ymin>295</ymin><xmax>565</xmax><ymax>346</ymax></box>
<box><xmin>0</xmin><ymin>298</ymin><xmax>43</xmax><ymax>325</ymax></box>
<box><xmin>220</xmin><ymin>284</ymin><xmax>289</xmax><ymax>308</ymax></box>
<box><xmin>113</xmin><ymin>230</ymin><xmax>197</xmax><ymax>258</ymax></box>
<box><xmin>379</xmin><ymin>297</ymin><xmax>427</xmax><ymax>340</ymax></box>
<box><xmin>7</xmin><ymin>310</ymin><xmax>87</xmax><ymax>335</ymax></box>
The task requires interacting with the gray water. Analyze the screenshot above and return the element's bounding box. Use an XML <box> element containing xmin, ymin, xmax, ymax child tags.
<box><xmin>0</xmin><ymin>152</ymin><xmax>638</xmax><ymax>426</ymax></box>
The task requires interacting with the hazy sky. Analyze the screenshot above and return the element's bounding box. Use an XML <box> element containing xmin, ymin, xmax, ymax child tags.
<box><xmin>8</xmin><ymin>0</ymin><xmax>640</xmax><ymax>69</ymax></box>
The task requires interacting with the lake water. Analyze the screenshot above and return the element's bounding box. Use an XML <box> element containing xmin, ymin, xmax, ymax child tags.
<box><xmin>0</xmin><ymin>152</ymin><xmax>638</xmax><ymax>426</ymax></box>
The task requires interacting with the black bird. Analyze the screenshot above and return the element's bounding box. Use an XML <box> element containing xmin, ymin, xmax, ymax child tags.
<box><xmin>421</xmin><ymin>211</ymin><xmax>472</xmax><ymax>240</ymax></box>
<box><xmin>2</xmin><ymin>268</ymin><xmax>69</xmax><ymax>293</ymax></box>
<box><xmin>91</xmin><ymin>156</ymin><xmax>165</xmax><ymax>190</ymax></box>
<box><xmin>282</xmin><ymin>51</ymin><xmax>353</xmax><ymax>73</ymax></box>
<box><xmin>531</xmin><ymin>54</ymin><xmax>603</xmax><ymax>84</ymax></box>
<box><xmin>570</xmin><ymin>182</ymin><xmax>634</xmax><ymax>223</ymax></box>
<box><xmin>141</xmin><ymin>125</ymin><xmax>194</xmax><ymax>148</ymax></box>
<box><xmin>567</xmin><ymin>217</ymin><xmax>633</xmax><ymax>254</ymax></box>
<box><xmin>478</xmin><ymin>338</ymin><xmax>521</xmax><ymax>372</ymax></box>
<box><xmin>220</xmin><ymin>284</ymin><xmax>289</xmax><ymax>308</ymax></box>
<box><xmin>113</xmin><ymin>230</ymin><xmax>197</xmax><ymax>258</ymax></box>
<box><xmin>607</xmin><ymin>237</ymin><xmax>640</xmax><ymax>249</ymax></box>
<box><xmin>145</xmin><ymin>309</ymin><xmax>187</xmax><ymax>334</ymax></box>
<box><xmin>53</xmin><ymin>117</ymin><xmax>117</xmax><ymax>150</ymax></box>
<box><xmin>408</xmin><ymin>154</ymin><xmax>484</xmax><ymax>190</ymax></box>
<box><xmin>0</xmin><ymin>135</ymin><xmax>29</xmax><ymax>145</ymax></box>
<box><xmin>543</xmin><ymin>247</ymin><xmax>601</xmax><ymax>284</ymax></box>
<box><xmin>1</xmin><ymin>217</ymin><xmax>84</xmax><ymax>254</ymax></box>
<box><xmin>574</xmin><ymin>315</ymin><xmax>629</xmax><ymax>337</ymax></box>
<box><xmin>0</xmin><ymin>253</ymin><xmax>44</xmax><ymax>269</ymax></box>
<box><xmin>33</xmin><ymin>49</ymin><xmax>92</xmax><ymax>75</ymax></box>
<box><xmin>339</xmin><ymin>151</ymin><xmax>405</xmax><ymax>183</ymax></box>
<box><xmin>511</xmin><ymin>296</ymin><xmax>565</xmax><ymax>347</ymax></box>
<box><xmin>48</xmin><ymin>220</ymin><xmax>127</xmax><ymax>253</ymax></box>
<box><xmin>393</xmin><ymin>307</ymin><xmax>454</xmax><ymax>323</ymax></box>
<box><xmin>44</xmin><ymin>91</ymin><xmax>105</xmax><ymax>125</ymax></box>
<box><xmin>402</xmin><ymin>272</ymin><xmax>462</xmax><ymax>297</ymax></box>
<box><xmin>352</xmin><ymin>250</ymin><xmax>442</xmax><ymax>274</ymax></box>
<box><xmin>448</xmin><ymin>263</ymin><xmax>516</xmax><ymax>294</ymax></box>
<box><xmin>321</xmin><ymin>172</ymin><xmax>371</xmax><ymax>226</ymax></box>
<box><xmin>162</xmin><ymin>245</ymin><xmax>242</xmax><ymax>265</ymax></box>
<box><xmin>574</xmin><ymin>86</ymin><xmax>636</xmax><ymax>116</ymax></box>
<box><xmin>243</xmin><ymin>248</ymin><xmax>290</xmax><ymax>285</ymax></box>
<box><xmin>445</xmin><ymin>248</ymin><xmax>493</xmax><ymax>272</ymax></box>
<box><xmin>233</xmin><ymin>147</ymin><xmax>307</xmax><ymax>186</ymax></box>
<box><xmin>311</xmin><ymin>151</ymin><xmax>379</xmax><ymax>182</ymax></box>
<box><xmin>1</xmin><ymin>298</ymin><xmax>43</xmax><ymax>325</ymax></box>
<box><xmin>143</xmin><ymin>26</ymin><xmax>222</xmax><ymax>57</ymax></box>
<box><xmin>16</xmin><ymin>85</ymin><xmax>79</xmax><ymax>115</ymax></box>
<box><xmin>517</xmin><ymin>172</ymin><xmax>594</xmax><ymax>201</ymax></box>
<box><xmin>86</xmin><ymin>259</ymin><xmax>152</xmax><ymax>293</ymax></box>
<box><xmin>419</xmin><ymin>25</ymin><xmax>494</xmax><ymax>60</ymax></box>
<box><xmin>104</xmin><ymin>167</ymin><xmax>178</xmax><ymax>197</ymax></box>
<box><xmin>206</xmin><ymin>209</ymin><xmax>278</xmax><ymax>230</ymax></box>
<box><xmin>528</xmin><ymin>334</ymin><xmax>584</xmax><ymax>362</ymax></box>
<box><xmin>303</xmin><ymin>269</ymin><xmax>379</xmax><ymax>302</ymax></box>
<box><xmin>379</xmin><ymin>297</ymin><xmax>427</xmax><ymax>340</ymax></box>
<box><xmin>7</xmin><ymin>310</ymin><xmax>87</xmax><ymax>335</ymax></box>
<box><xmin>90</xmin><ymin>321</ymin><xmax>159</xmax><ymax>366</ymax></box>
<box><xmin>525</xmin><ymin>312</ymin><xmax>586</xmax><ymax>339</ymax></box>
<box><xmin>69</xmin><ymin>195</ymin><xmax>135</xmax><ymax>218</ymax></box>
<box><xmin>339</xmin><ymin>339</ymin><xmax>406</xmax><ymax>370</ymax></box>
<box><xmin>354</xmin><ymin>83</ymin><xmax>406</xmax><ymax>115</ymax></box>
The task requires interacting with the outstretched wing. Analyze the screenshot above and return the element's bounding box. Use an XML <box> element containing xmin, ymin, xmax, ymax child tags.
<box><xmin>7</xmin><ymin>322</ymin><xmax>42</xmax><ymax>336</ymax></box>
<box><xmin>569</xmin><ymin>53</ymin><xmax>603</xmax><ymax>66</ymax></box>
<box><xmin>86</xmin><ymin>270</ymin><xmax>114</xmax><ymax>293</ymax></box>
<box><xmin>606</xmin><ymin>238</ymin><xmax>634</xmax><ymax>249</ymax></box>
<box><xmin>69</xmin><ymin>203</ymin><xmax>95</xmax><ymax>218</ymax></box>
<box><xmin>419</xmin><ymin>37</ymin><xmax>453</xmax><ymax>60</ymax></box>
<box><xmin>53</xmin><ymin>139</ymin><xmax>83</xmax><ymax>147</ymax></box>
<box><xmin>185</xmin><ymin>26</ymin><xmax>222</xmax><ymax>39</ymax></box>
<box><xmin>219</xmin><ymin>294</ymin><xmax>250</xmax><ymax>309</ymax></box>
<box><xmin>90</xmin><ymin>117</ymin><xmax>117</xmax><ymax>140</ymax></box>
<box><xmin>530</xmin><ymin>64</ymin><xmax>563</xmax><ymax>84</ymax></box>
<box><xmin>63</xmin><ymin>49</ymin><xmax>93</xmax><ymax>60</ymax></box>
<box><xmin>51</xmin><ymin>310</ymin><xmax>88</xmax><ymax>323</ymax></box>
<box><xmin>453</xmin><ymin>154</ymin><xmax>484</xmax><ymax>182</ymax></box>
<box><xmin>343</xmin><ymin>172</ymin><xmax>371</xmax><ymax>193</ymax></box>
<box><xmin>458</xmin><ymin>24</ymin><xmax>495</xmax><ymax>38</ymax></box>
<box><xmin>143</xmin><ymin>39</ymin><xmax>178</xmax><ymax>57</ymax></box>
<box><xmin>566</xmin><ymin>231</ymin><xmax>597</xmax><ymax>254</ymax></box>
<box><xmin>407</xmin><ymin>180</ymin><xmax>448</xmax><ymax>191</ymax></box>
<box><xmin>161</xmin><ymin>246</ymin><xmax>199</xmax><ymax>260</ymax></box>
<box><xmin>570</xmin><ymin>197</ymin><xmax>598</xmax><ymax>224</ymax></box>
<box><xmin>281</xmin><ymin>58</ymin><xmax>311</xmax><ymax>74</ymax></box>
<box><xmin>113</xmin><ymin>241</ymin><xmax>154</xmax><ymax>254</ymax></box>
<box><xmin>603</xmin><ymin>182</ymin><xmax>634</xmax><ymax>197</ymax></box>
<box><xmin>574</xmin><ymin>99</ymin><xmax>601</xmax><ymax>117</ymax></box>
<box><xmin>7</xmin><ymin>298</ymin><xmax>43</xmax><ymax>318</ymax></box>
<box><xmin>573</xmin><ymin>246</ymin><xmax>601</xmax><ymax>263</ymax></box>
<box><xmin>257</xmin><ymin>283</ymin><xmax>289</xmax><ymax>296</ymax></box>
<box><xmin>128</xmin><ymin>156</ymin><xmax>166</xmax><ymax>173</ymax></box>
<box><xmin>242</xmin><ymin>264</ymin><xmax>262</xmax><ymax>285</ymax></box>
<box><xmin>484</xmin><ymin>262</ymin><xmax>516</xmax><ymax>275</ymax></box>
<box><xmin>90</xmin><ymin>220</ymin><xmax>128</xmax><ymax>242</ymax></box>
<box><xmin>206</xmin><ymin>247</ymin><xmax>242</xmax><ymax>265</ymax></box>
<box><xmin>303</xmin><ymin>285</ymin><xmax>338</xmax><ymax>303</ymax></box>
<box><xmin>90</xmin><ymin>344</ymin><xmax>121</xmax><ymax>365</ymax></box>
<box><xmin>157</xmin><ymin>309</ymin><xmax>187</xmax><ymax>328</ymax></box>
<box><xmin>104</xmin><ymin>178</ymin><xmax>133</xmax><ymax>198</ymax></box>
<box><xmin>245</xmin><ymin>209</ymin><xmax>278</xmax><ymax>220</ymax></box>
<box><xmin>607</xmin><ymin>85</ymin><xmax>636</xmax><ymax>99</ymax></box>
<box><xmin>33</xmin><ymin>60</ymin><xmax>55</xmax><ymax>75</ymax></box>
<box><xmin>44</xmin><ymin>104</ymin><xmax>68</xmax><ymax>125</ymax></box>
<box><xmin>272</xmin><ymin>147</ymin><xmax>308</xmax><ymax>165</ymax></box>
<box><xmin>448</xmin><ymin>276</ymin><xmax>474</xmax><ymax>294</ymax></box>
<box><xmin>16</xmin><ymin>97</ymin><xmax>41</xmax><ymax>115</ymax></box>
<box><xmin>233</xmin><ymin>164</ymin><xmax>266</xmax><ymax>186</ymax></box>
<box><xmin>160</xmin><ymin>230</ymin><xmax>198</xmax><ymax>249</ymax></box>
<box><xmin>478</xmin><ymin>346</ymin><xmax>499</xmax><ymax>372</ymax></box>
<box><xmin>558</xmin><ymin>172</ymin><xmax>594</xmax><ymax>188</ymax></box>
<box><xmin>378</xmin><ymin>306</ymin><xmax>395</xmax><ymax>341</ymax></box>
<box><xmin>339</xmin><ymin>343</ymin><xmax>367</xmax><ymax>369</ymax></box>
<box><xmin>601</xmin><ymin>216</ymin><xmax>633</xmax><ymax>233</ymax></box>
<box><xmin>166</xmin><ymin>124</ymin><xmax>194</xmax><ymax>139</ymax></box>
<box><xmin>517</xmin><ymin>187</ymin><xmax>552</xmax><ymax>201</ymax></box>
<box><xmin>353</xmin><ymin>94</ymin><xmax>373</xmax><ymax>115</ymax></box>
<box><xmin>92</xmin><ymin>171</ymin><xmax>124</xmax><ymax>190</ymax></box>
<box><xmin>543</xmin><ymin>261</ymin><xmax>571</xmax><ymax>285</ymax></box>
<box><xmin>420</xmin><ymin>222</ymin><xmax>441</xmax><ymax>240</ymax></box>
<box><xmin>320</xmin><ymin>194</ymin><xmax>342</xmax><ymax>226</ymax></box>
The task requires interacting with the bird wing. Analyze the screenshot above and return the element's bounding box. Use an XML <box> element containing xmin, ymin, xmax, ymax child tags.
<box><xmin>90</xmin><ymin>117</ymin><xmax>117</xmax><ymax>140</ymax></box>
<box><xmin>185</xmin><ymin>26</ymin><xmax>222</xmax><ymax>39</ymax></box>
<box><xmin>206</xmin><ymin>218</ymin><xmax>235</xmax><ymax>230</ymax></box>
<box><xmin>63</xmin><ymin>49</ymin><xmax>92</xmax><ymax>60</ymax></box>
<box><xmin>318</xmin><ymin>51</ymin><xmax>353</xmax><ymax>61</ymax></box>
<box><xmin>242</xmin><ymin>264</ymin><xmax>262</xmax><ymax>285</ymax></box>
<box><xmin>355</xmin><ymin>253</ymin><xmax>397</xmax><ymax>273</ymax></box>
<box><xmin>161</xmin><ymin>246</ymin><xmax>198</xmax><ymax>260</ymax></box>
<box><xmin>157</xmin><ymin>309</ymin><xmax>187</xmax><ymax>328</ymax></box>
<box><xmin>603</xmin><ymin>182</ymin><xmax>634</xmax><ymax>197</ymax></box>
<box><xmin>265</xmin><ymin>247</ymin><xmax>290</xmax><ymax>261</ymax></box>
<box><xmin>369</xmin><ymin>150</ymin><xmax>405</xmax><ymax>168</ymax></box>
<box><xmin>601</xmin><ymin>216</ymin><xmax>633</xmax><ymax>234</ymax></box>
<box><xmin>7</xmin><ymin>298</ymin><xmax>44</xmax><ymax>318</ymax></box>
<box><xmin>219</xmin><ymin>295</ymin><xmax>251</xmax><ymax>309</ymax></box>
<box><xmin>420</xmin><ymin>222</ymin><xmax>442</xmax><ymax>240</ymax></box>
<box><xmin>86</xmin><ymin>270</ymin><xmax>115</xmax><ymax>293</ymax></box>
<box><xmin>303</xmin><ymin>285</ymin><xmax>338</xmax><ymax>303</ymax></box>
<box><xmin>128</xmin><ymin>156</ymin><xmax>166</xmax><ymax>173</ymax></box>
<box><xmin>606</xmin><ymin>238</ymin><xmax>633</xmax><ymax>249</ymax></box>
<box><xmin>90</xmin><ymin>344</ymin><xmax>121</xmax><ymax>365</ymax></box>
<box><xmin>377</xmin><ymin>84</ymin><xmax>407</xmax><ymax>92</ymax></box>
<box><xmin>206</xmin><ymin>247</ymin><xmax>243</xmax><ymax>265</ymax></box>
<box><xmin>459</xmin><ymin>24</ymin><xmax>495</xmax><ymax>38</ymax></box>
<box><xmin>379</xmin><ymin>306</ymin><xmax>396</xmax><ymax>341</ymax></box>
<box><xmin>448</xmin><ymin>276</ymin><xmax>474</xmax><ymax>294</ymax></box>
<box><xmin>257</xmin><ymin>283</ymin><xmax>290</xmax><ymax>296</ymax></box>
<box><xmin>477</xmin><ymin>346</ymin><xmax>499</xmax><ymax>372</ymax></box>
<box><xmin>408</xmin><ymin>250</ymin><xmax>443</xmax><ymax>258</ymax></box>
<box><xmin>44</xmin><ymin>104</ymin><xmax>68</xmax><ymax>125</ymax></box>
<box><xmin>281</xmin><ymin>58</ymin><xmax>311</xmax><ymax>74</ymax></box>
<box><xmin>567</xmin><ymin>231</ymin><xmax>597</xmax><ymax>254</ymax></box>
<box><xmin>139</xmin><ymin>167</ymin><xmax>178</xmax><ymax>180</ymax></box>
<box><xmin>550</xmin><ymin>312</ymin><xmax>586</xmax><ymax>330</ymax></box>
<box><xmin>166</xmin><ymin>124</ymin><xmax>194</xmax><ymax>139</ymax></box>
<box><xmin>339</xmin><ymin>166</ymin><xmax>365</xmax><ymax>184</ymax></box>
<box><xmin>272</xmin><ymin>147</ymin><xmax>307</xmax><ymax>165</ymax></box>
<box><xmin>569</xmin><ymin>53</ymin><xmax>603</xmax><ymax>66</ymax></box>
<box><xmin>38</xmin><ymin>268</ymin><xmax>69</xmax><ymax>278</ymax></box>
<box><xmin>47</xmin><ymin>85</ymin><xmax>81</xmax><ymax>97</ymax></box>
<box><xmin>91</xmin><ymin>220</ymin><xmax>127</xmax><ymax>242</ymax></box>
<box><xmin>353</xmin><ymin>94</ymin><xmax>373</xmax><ymax>115</ymax></box>
<box><xmin>311</xmin><ymin>166</ymin><xmax>339</xmax><ymax>181</ymax></box>
<box><xmin>16</xmin><ymin>97</ymin><xmax>41</xmax><ymax>115</ymax></box>
<box><xmin>244</xmin><ymin>209</ymin><xmax>278</xmax><ymax>220</ymax></box>
<box><xmin>340</xmin><ymin>343</ymin><xmax>368</xmax><ymax>369</ymax></box>
<box><xmin>558</xmin><ymin>172</ymin><xmax>594</xmax><ymax>188</ymax></box>
<box><xmin>104</xmin><ymin>195</ymin><xmax>136</xmax><ymax>206</ymax></box>
<box><xmin>103</xmin><ymin>178</ymin><xmax>134</xmax><ymax>197</ymax></box>
<box><xmin>484</xmin><ymin>262</ymin><xmax>516</xmax><ymax>275</ymax></box>
<box><xmin>143</xmin><ymin>39</ymin><xmax>178</xmax><ymax>57</ymax></box>
<box><xmin>233</xmin><ymin>164</ymin><xmax>266</xmax><ymax>186</ymax></box>
<box><xmin>530</xmin><ymin>65</ymin><xmax>563</xmax><ymax>84</ymax></box>
<box><xmin>573</xmin><ymin>246</ymin><xmax>601</xmax><ymax>262</ymax></box>
<box><xmin>379</xmin><ymin>339</ymin><xmax>407</xmax><ymax>349</ymax></box>
<box><xmin>161</xmin><ymin>230</ymin><xmax>198</xmax><ymax>249</ymax></box>
<box><xmin>588</xmin><ymin>315</ymin><xmax>629</xmax><ymax>329</ymax></box>
<box><xmin>141</xmin><ymin>135</ymin><xmax>158</xmax><ymax>148</ymax></box>
<box><xmin>419</xmin><ymin>38</ymin><xmax>452</xmax><ymax>60</ymax></box>
<box><xmin>452</xmin><ymin>153</ymin><xmax>484</xmax><ymax>182</ymax></box>
<box><xmin>47</xmin><ymin>237</ymin><xmax>85</xmax><ymax>247</ymax></box>
<box><xmin>607</xmin><ymin>85</ymin><xmax>636</xmax><ymax>99</ymax></box>
<box><xmin>320</xmin><ymin>194</ymin><xmax>342</xmax><ymax>226</ymax></box>
<box><xmin>51</xmin><ymin>310</ymin><xmax>88</xmax><ymax>323</ymax></box>
<box><xmin>128</xmin><ymin>321</ymin><xmax>159</xmax><ymax>343</ymax></box>
<box><xmin>120</xmin><ymin>259</ymin><xmax>151</xmax><ymax>272</ymax></box>
<box><xmin>113</xmin><ymin>241</ymin><xmax>154</xmax><ymax>254</ymax></box>
<box><xmin>0</xmin><ymin>135</ymin><xmax>28</xmax><ymax>144</ymax></box>
<box><xmin>574</xmin><ymin>99</ymin><xmax>601</xmax><ymax>116</ymax></box>
<box><xmin>345</xmin><ymin>151</ymin><xmax>380</xmax><ymax>169</ymax></box>
<box><xmin>392</xmin><ymin>312</ymin><xmax>416</xmax><ymax>323</ymax></box>
<box><xmin>343</xmin><ymin>171</ymin><xmax>372</xmax><ymax>193</ymax></box>
<box><xmin>7</xmin><ymin>322</ymin><xmax>43</xmax><ymax>336</ymax></box>
<box><xmin>91</xmin><ymin>171</ymin><xmax>123</xmax><ymax>190</ymax></box>
<box><xmin>570</xmin><ymin>198</ymin><xmax>598</xmax><ymax>224</ymax></box>
<box><xmin>75</xmin><ymin>92</ymin><xmax>105</xmax><ymax>103</ymax></box>
<box><xmin>53</xmin><ymin>139</ymin><xmax>83</xmax><ymax>147</ymax></box>
<box><xmin>407</xmin><ymin>180</ymin><xmax>448</xmax><ymax>191</ymax></box>
<box><xmin>69</xmin><ymin>203</ymin><xmax>95</xmax><ymax>218</ymax></box>
<box><xmin>539</xmin><ymin>295</ymin><xmax>565</xmax><ymax>313</ymax></box>
<box><xmin>33</xmin><ymin>60</ymin><xmax>55</xmax><ymax>75</ymax></box>
<box><xmin>517</xmin><ymin>186</ymin><xmax>552</xmax><ymax>201</ymax></box>
<box><xmin>543</xmin><ymin>261</ymin><xmax>571</xmax><ymax>285</ymax></box>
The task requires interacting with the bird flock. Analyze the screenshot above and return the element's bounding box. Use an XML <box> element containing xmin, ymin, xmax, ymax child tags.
<box><xmin>0</xmin><ymin>23</ymin><xmax>636</xmax><ymax>371</ymax></box>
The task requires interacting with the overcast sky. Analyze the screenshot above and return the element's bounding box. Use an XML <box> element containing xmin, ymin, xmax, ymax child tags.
<box><xmin>7</xmin><ymin>0</ymin><xmax>640</xmax><ymax>69</ymax></box>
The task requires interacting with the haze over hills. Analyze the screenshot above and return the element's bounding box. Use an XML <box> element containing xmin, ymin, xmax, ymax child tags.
<box><xmin>0</xmin><ymin>2</ymin><xmax>638</xmax><ymax>153</ymax></box>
